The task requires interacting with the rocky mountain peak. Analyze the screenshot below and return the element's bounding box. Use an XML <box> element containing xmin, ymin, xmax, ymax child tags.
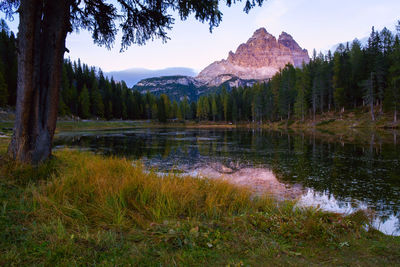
<box><xmin>196</xmin><ymin>28</ymin><xmax>310</xmax><ymax>85</ymax></box>
<box><xmin>278</xmin><ymin>31</ymin><xmax>293</xmax><ymax>40</ymax></box>
<box><xmin>251</xmin><ymin>27</ymin><xmax>275</xmax><ymax>40</ymax></box>
<box><xmin>278</xmin><ymin>31</ymin><xmax>302</xmax><ymax>51</ymax></box>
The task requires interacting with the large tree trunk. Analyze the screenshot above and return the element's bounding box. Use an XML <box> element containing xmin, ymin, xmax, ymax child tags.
<box><xmin>8</xmin><ymin>0</ymin><xmax>70</xmax><ymax>164</ymax></box>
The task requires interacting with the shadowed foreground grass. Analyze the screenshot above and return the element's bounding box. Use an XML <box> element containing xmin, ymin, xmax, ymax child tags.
<box><xmin>0</xmin><ymin>149</ymin><xmax>399</xmax><ymax>266</ymax></box>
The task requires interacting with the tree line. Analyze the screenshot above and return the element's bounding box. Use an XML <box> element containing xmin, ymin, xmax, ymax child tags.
<box><xmin>59</xmin><ymin>58</ymin><xmax>201</xmax><ymax>121</ymax></box>
<box><xmin>1</xmin><ymin>19</ymin><xmax>399</xmax><ymax>124</ymax></box>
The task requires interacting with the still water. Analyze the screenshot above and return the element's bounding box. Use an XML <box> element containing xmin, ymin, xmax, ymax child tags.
<box><xmin>54</xmin><ymin>127</ymin><xmax>400</xmax><ymax>235</ymax></box>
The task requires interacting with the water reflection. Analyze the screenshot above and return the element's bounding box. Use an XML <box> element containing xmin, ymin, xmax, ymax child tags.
<box><xmin>54</xmin><ymin>127</ymin><xmax>400</xmax><ymax>235</ymax></box>
<box><xmin>298</xmin><ymin>189</ymin><xmax>400</xmax><ymax>236</ymax></box>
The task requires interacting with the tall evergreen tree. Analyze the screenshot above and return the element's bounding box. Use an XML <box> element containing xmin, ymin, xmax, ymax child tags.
<box><xmin>172</xmin><ymin>100</ymin><xmax>179</xmax><ymax>119</ymax></box>
<box><xmin>0</xmin><ymin>69</ymin><xmax>8</xmax><ymax>107</ymax></box>
<box><xmin>294</xmin><ymin>67</ymin><xmax>309</xmax><ymax>121</ymax></box>
<box><xmin>362</xmin><ymin>73</ymin><xmax>375</xmax><ymax>121</ymax></box>
<box><xmin>211</xmin><ymin>94</ymin><xmax>218</xmax><ymax>121</ymax></box>
<box><xmin>385</xmin><ymin>34</ymin><xmax>400</xmax><ymax>122</ymax></box>
<box><xmin>91</xmin><ymin>79</ymin><xmax>104</xmax><ymax>118</ymax></box>
<box><xmin>349</xmin><ymin>39</ymin><xmax>365</xmax><ymax>107</ymax></box>
<box><xmin>78</xmin><ymin>84</ymin><xmax>91</xmax><ymax>119</ymax></box>
<box><xmin>157</xmin><ymin>96</ymin><xmax>167</xmax><ymax>123</ymax></box>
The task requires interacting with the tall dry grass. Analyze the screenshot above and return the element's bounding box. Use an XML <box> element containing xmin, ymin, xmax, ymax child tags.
<box><xmin>33</xmin><ymin>150</ymin><xmax>274</xmax><ymax>229</ymax></box>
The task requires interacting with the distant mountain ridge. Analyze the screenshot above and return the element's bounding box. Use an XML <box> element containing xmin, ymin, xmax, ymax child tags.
<box><xmin>133</xmin><ymin>74</ymin><xmax>259</xmax><ymax>101</ymax></box>
<box><xmin>106</xmin><ymin>67</ymin><xmax>197</xmax><ymax>87</ymax></box>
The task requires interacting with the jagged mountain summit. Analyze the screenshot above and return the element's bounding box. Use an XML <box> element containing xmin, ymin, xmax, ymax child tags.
<box><xmin>196</xmin><ymin>28</ymin><xmax>310</xmax><ymax>84</ymax></box>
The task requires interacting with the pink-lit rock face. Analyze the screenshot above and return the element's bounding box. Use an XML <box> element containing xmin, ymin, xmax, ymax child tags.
<box><xmin>190</xmin><ymin>165</ymin><xmax>303</xmax><ymax>200</ymax></box>
<box><xmin>197</xmin><ymin>28</ymin><xmax>310</xmax><ymax>85</ymax></box>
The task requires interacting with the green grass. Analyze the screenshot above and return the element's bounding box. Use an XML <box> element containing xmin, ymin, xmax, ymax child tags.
<box><xmin>0</xmin><ymin>149</ymin><xmax>399</xmax><ymax>265</ymax></box>
<box><xmin>0</xmin><ymin>121</ymin><xmax>13</xmax><ymax>136</ymax></box>
<box><xmin>55</xmin><ymin>120</ymin><xmax>137</xmax><ymax>132</ymax></box>
<box><xmin>1</xmin><ymin>120</ymin><xmax>139</xmax><ymax>136</ymax></box>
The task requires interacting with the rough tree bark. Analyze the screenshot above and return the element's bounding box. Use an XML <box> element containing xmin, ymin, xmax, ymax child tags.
<box><xmin>8</xmin><ymin>0</ymin><xmax>70</xmax><ymax>164</ymax></box>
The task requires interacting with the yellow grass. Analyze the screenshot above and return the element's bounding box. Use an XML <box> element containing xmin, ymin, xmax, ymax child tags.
<box><xmin>33</xmin><ymin>150</ymin><xmax>273</xmax><ymax>230</ymax></box>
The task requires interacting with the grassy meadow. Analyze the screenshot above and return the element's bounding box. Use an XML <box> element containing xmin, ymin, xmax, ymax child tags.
<box><xmin>0</xmin><ymin>143</ymin><xmax>399</xmax><ymax>265</ymax></box>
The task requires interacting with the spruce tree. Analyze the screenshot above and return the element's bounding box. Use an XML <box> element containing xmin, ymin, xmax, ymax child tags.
<box><xmin>157</xmin><ymin>96</ymin><xmax>167</xmax><ymax>123</ymax></box>
<box><xmin>181</xmin><ymin>97</ymin><xmax>189</xmax><ymax>120</ymax></box>
<box><xmin>294</xmin><ymin>68</ymin><xmax>309</xmax><ymax>121</ymax></box>
<box><xmin>211</xmin><ymin>95</ymin><xmax>218</xmax><ymax>121</ymax></box>
<box><xmin>362</xmin><ymin>73</ymin><xmax>375</xmax><ymax>121</ymax></box>
<box><xmin>172</xmin><ymin>100</ymin><xmax>179</xmax><ymax>119</ymax></box>
<box><xmin>385</xmin><ymin>35</ymin><xmax>400</xmax><ymax>122</ymax></box>
<box><xmin>349</xmin><ymin>39</ymin><xmax>365</xmax><ymax>107</ymax></box>
<box><xmin>79</xmin><ymin>84</ymin><xmax>91</xmax><ymax>119</ymax></box>
<box><xmin>58</xmin><ymin>94</ymin><xmax>69</xmax><ymax>116</ymax></box>
<box><xmin>177</xmin><ymin>105</ymin><xmax>183</xmax><ymax>121</ymax></box>
<box><xmin>190</xmin><ymin>102</ymin><xmax>197</xmax><ymax>121</ymax></box>
<box><xmin>222</xmin><ymin>87</ymin><xmax>230</xmax><ymax>121</ymax></box>
<box><xmin>0</xmin><ymin>69</ymin><xmax>8</xmax><ymax>107</ymax></box>
<box><xmin>91</xmin><ymin>88</ymin><xmax>105</xmax><ymax>118</ymax></box>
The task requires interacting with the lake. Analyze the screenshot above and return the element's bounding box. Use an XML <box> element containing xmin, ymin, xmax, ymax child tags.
<box><xmin>54</xmin><ymin>127</ymin><xmax>400</xmax><ymax>235</ymax></box>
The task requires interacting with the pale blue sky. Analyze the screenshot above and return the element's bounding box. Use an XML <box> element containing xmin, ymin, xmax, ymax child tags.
<box><xmin>2</xmin><ymin>0</ymin><xmax>400</xmax><ymax>72</ymax></box>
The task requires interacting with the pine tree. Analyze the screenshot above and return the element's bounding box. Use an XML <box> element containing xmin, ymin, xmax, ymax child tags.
<box><xmin>362</xmin><ymin>73</ymin><xmax>375</xmax><ymax>121</ymax></box>
<box><xmin>278</xmin><ymin>64</ymin><xmax>296</xmax><ymax>120</ymax></box>
<box><xmin>104</xmin><ymin>80</ymin><xmax>113</xmax><ymax>120</ymax></box>
<box><xmin>58</xmin><ymin>94</ymin><xmax>69</xmax><ymax>116</ymax></box>
<box><xmin>197</xmin><ymin>96</ymin><xmax>210</xmax><ymax>121</ymax></box>
<box><xmin>190</xmin><ymin>102</ymin><xmax>197</xmax><ymax>120</ymax></box>
<box><xmin>107</xmin><ymin>101</ymin><xmax>113</xmax><ymax>120</ymax></box>
<box><xmin>0</xmin><ymin>69</ymin><xmax>8</xmax><ymax>107</ymax></box>
<box><xmin>79</xmin><ymin>84</ymin><xmax>91</xmax><ymax>119</ymax></box>
<box><xmin>222</xmin><ymin>88</ymin><xmax>230</xmax><ymax>121</ymax></box>
<box><xmin>333</xmin><ymin>45</ymin><xmax>347</xmax><ymax>111</ymax></box>
<box><xmin>367</xmin><ymin>27</ymin><xmax>385</xmax><ymax>108</ymax></box>
<box><xmin>151</xmin><ymin>102</ymin><xmax>158</xmax><ymax>120</ymax></box>
<box><xmin>157</xmin><ymin>96</ymin><xmax>167</xmax><ymax>123</ymax></box>
<box><xmin>91</xmin><ymin>83</ymin><xmax>105</xmax><ymax>118</ymax></box>
<box><xmin>211</xmin><ymin>94</ymin><xmax>218</xmax><ymax>121</ymax></box>
<box><xmin>231</xmin><ymin>95</ymin><xmax>238</xmax><ymax>122</ymax></box>
<box><xmin>161</xmin><ymin>94</ymin><xmax>172</xmax><ymax>119</ymax></box>
<box><xmin>262</xmin><ymin>83</ymin><xmax>275</xmax><ymax>121</ymax></box>
<box><xmin>177</xmin><ymin>105</ymin><xmax>183</xmax><ymax>121</ymax></box>
<box><xmin>172</xmin><ymin>100</ymin><xmax>179</xmax><ymax>119</ymax></box>
<box><xmin>385</xmin><ymin>35</ymin><xmax>400</xmax><ymax>122</ymax></box>
<box><xmin>180</xmin><ymin>96</ymin><xmax>189</xmax><ymax>120</ymax></box>
<box><xmin>294</xmin><ymin>68</ymin><xmax>309</xmax><ymax>121</ymax></box>
<box><xmin>349</xmin><ymin>39</ymin><xmax>365</xmax><ymax>107</ymax></box>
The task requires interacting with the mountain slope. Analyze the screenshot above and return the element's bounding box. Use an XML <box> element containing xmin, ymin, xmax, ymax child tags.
<box><xmin>133</xmin><ymin>75</ymin><xmax>259</xmax><ymax>101</ymax></box>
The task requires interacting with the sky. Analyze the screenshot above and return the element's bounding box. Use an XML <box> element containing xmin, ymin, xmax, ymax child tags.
<box><xmin>2</xmin><ymin>0</ymin><xmax>400</xmax><ymax>73</ymax></box>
